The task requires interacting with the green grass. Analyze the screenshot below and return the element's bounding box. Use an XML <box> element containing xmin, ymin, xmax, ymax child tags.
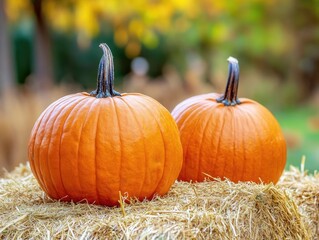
<box><xmin>274</xmin><ymin>107</ymin><xmax>319</xmax><ymax>172</ymax></box>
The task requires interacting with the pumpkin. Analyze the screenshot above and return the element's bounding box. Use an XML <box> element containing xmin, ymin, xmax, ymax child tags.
<box><xmin>28</xmin><ymin>43</ymin><xmax>183</xmax><ymax>206</ymax></box>
<box><xmin>171</xmin><ymin>57</ymin><xmax>286</xmax><ymax>183</ymax></box>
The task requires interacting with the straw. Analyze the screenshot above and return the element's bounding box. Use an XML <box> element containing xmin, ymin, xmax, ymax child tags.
<box><xmin>0</xmin><ymin>163</ymin><xmax>316</xmax><ymax>239</ymax></box>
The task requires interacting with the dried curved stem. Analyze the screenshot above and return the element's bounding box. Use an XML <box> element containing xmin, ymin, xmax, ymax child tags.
<box><xmin>217</xmin><ymin>57</ymin><xmax>240</xmax><ymax>106</ymax></box>
<box><xmin>90</xmin><ymin>43</ymin><xmax>121</xmax><ymax>98</ymax></box>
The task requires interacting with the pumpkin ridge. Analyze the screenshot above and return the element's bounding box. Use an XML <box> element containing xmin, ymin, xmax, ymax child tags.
<box><xmin>76</xmin><ymin>98</ymin><xmax>101</xmax><ymax>201</ymax></box>
<box><xmin>231</xmin><ymin>108</ymin><xmax>236</xmax><ymax>181</ymax></box>
<box><xmin>120</xmin><ymin>97</ymin><xmax>148</xmax><ymax>198</ymax></box>
<box><xmin>246</xmin><ymin>107</ymin><xmax>264</xmax><ymax>181</ymax></box>
<box><xmin>236</xmin><ymin>108</ymin><xmax>253</xmax><ymax>181</ymax></box>
<box><xmin>196</xmin><ymin>105</ymin><xmax>216</xmax><ymax>181</ymax></box>
<box><xmin>174</xmin><ymin>100</ymin><xmax>211</xmax><ymax>125</ymax></box>
<box><xmin>132</xmin><ymin>97</ymin><xmax>167</xmax><ymax>194</ymax></box>
<box><xmin>180</xmin><ymin>105</ymin><xmax>206</xmax><ymax>180</ymax></box>
<box><xmin>30</xmin><ymin>95</ymin><xmax>75</xmax><ymax>190</ymax></box>
<box><xmin>59</xmin><ymin>96</ymin><xmax>94</xmax><ymax>200</ymax></box>
<box><xmin>111</xmin><ymin>98</ymin><xmax>123</xmax><ymax>198</ymax></box>
<box><xmin>253</xmin><ymin>106</ymin><xmax>284</xmax><ymax>182</ymax></box>
<box><xmin>69</xmin><ymin>97</ymin><xmax>97</xmax><ymax>200</ymax></box>
<box><xmin>207</xmin><ymin>107</ymin><xmax>221</xmax><ymax>179</ymax></box>
<box><xmin>179</xmin><ymin>101</ymin><xmax>214</xmax><ymax>128</ymax></box>
<box><xmin>137</xmin><ymin>96</ymin><xmax>181</xmax><ymax>194</ymax></box>
<box><xmin>172</xmin><ymin>94</ymin><xmax>219</xmax><ymax>120</ymax></box>
<box><xmin>181</xmin><ymin>104</ymin><xmax>212</xmax><ymax>180</ymax></box>
<box><xmin>47</xmin><ymin>96</ymin><xmax>89</xmax><ymax>198</ymax></box>
<box><xmin>221</xmin><ymin>108</ymin><xmax>235</xmax><ymax>181</ymax></box>
<box><xmin>36</xmin><ymin>95</ymin><xmax>80</xmax><ymax>195</ymax></box>
<box><xmin>93</xmin><ymin>99</ymin><xmax>103</xmax><ymax>204</ymax></box>
<box><xmin>236</xmin><ymin>107</ymin><xmax>247</xmax><ymax>182</ymax></box>
<box><xmin>151</xmin><ymin>101</ymin><xmax>181</xmax><ymax>192</ymax></box>
<box><xmin>30</xmin><ymin>99</ymin><xmax>60</xmax><ymax>193</ymax></box>
<box><xmin>28</xmin><ymin>95</ymin><xmax>72</xmax><ymax>168</ymax></box>
<box><xmin>212</xmin><ymin>108</ymin><xmax>227</xmax><ymax>179</ymax></box>
<box><xmin>44</xmin><ymin>100</ymin><xmax>77</xmax><ymax>198</ymax></box>
<box><xmin>249</xmin><ymin>107</ymin><xmax>272</xmax><ymax>182</ymax></box>
<box><xmin>29</xmin><ymin>99</ymin><xmax>59</xmax><ymax>191</ymax></box>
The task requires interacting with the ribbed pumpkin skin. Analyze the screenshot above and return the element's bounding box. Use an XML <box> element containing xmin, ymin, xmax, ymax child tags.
<box><xmin>172</xmin><ymin>93</ymin><xmax>287</xmax><ymax>184</ymax></box>
<box><xmin>28</xmin><ymin>92</ymin><xmax>183</xmax><ymax>206</ymax></box>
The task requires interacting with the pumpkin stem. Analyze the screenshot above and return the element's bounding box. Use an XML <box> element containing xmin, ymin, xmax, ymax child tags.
<box><xmin>90</xmin><ymin>43</ymin><xmax>121</xmax><ymax>98</ymax></box>
<box><xmin>217</xmin><ymin>57</ymin><xmax>241</xmax><ymax>106</ymax></box>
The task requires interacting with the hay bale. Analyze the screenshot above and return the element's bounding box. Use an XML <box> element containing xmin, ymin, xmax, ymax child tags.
<box><xmin>278</xmin><ymin>165</ymin><xmax>319</xmax><ymax>239</ymax></box>
<box><xmin>0</xmin><ymin>163</ymin><xmax>316</xmax><ymax>239</ymax></box>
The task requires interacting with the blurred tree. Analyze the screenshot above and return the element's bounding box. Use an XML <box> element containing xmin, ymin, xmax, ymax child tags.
<box><xmin>5</xmin><ymin>0</ymin><xmax>53</xmax><ymax>91</ymax></box>
<box><xmin>291</xmin><ymin>0</ymin><xmax>319</xmax><ymax>100</ymax></box>
<box><xmin>0</xmin><ymin>0</ymin><xmax>15</xmax><ymax>94</ymax></box>
<box><xmin>31</xmin><ymin>0</ymin><xmax>54</xmax><ymax>91</ymax></box>
<box><xmin>4</xmin><ymin>0</ymin><xmax>319</xmax><ymax>100</ymax></box>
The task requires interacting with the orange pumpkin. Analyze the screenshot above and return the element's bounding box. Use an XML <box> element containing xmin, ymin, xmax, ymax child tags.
<box><xmin>28</xmin><ymin>44</ymin><xmax>183</xmax><ymax>206</ymax></box>
<box><xmin>172</xmin><ymin>57</ymin><xmax>286</xmax><ymax>183</ymax></box>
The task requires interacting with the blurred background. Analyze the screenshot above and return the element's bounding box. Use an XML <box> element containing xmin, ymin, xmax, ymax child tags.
<box><xmin>0</xmin><ymin>0</ymin><xmax>318</xmax><ymax>174</ymax></box>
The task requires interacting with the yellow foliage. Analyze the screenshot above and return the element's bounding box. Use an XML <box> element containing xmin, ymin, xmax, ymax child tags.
<box><xmin>125</xmin><ymin>41</ymin><xmax>141</xmax><ymax>58</ymax></box>
<box><xmin>129</xmin><ymin>20</ymin><xmax>145</xmax><ymax>39</ymax></box>
<box><xmin>114</xmin><ymin>27</ymin><xmax>129</xmax><ymax>46</ymax></box>
<box><xmin>174</xmin><ymin>18</ymin><xmax>190</xmax><ymax>33</ymax></box>
<box><xmin>209</xmin><ymin>23</ymin><xmax>230</xmax><ymax>43</ymax></box>
<box><xmin>141</xmin><ymin>30</ymin><xmax>158</xmax><ymax>49</ymax></box>
<box><xmin>5</xmin><ymin>0</ymin><xmax>32</xmax><ymax>21</ymax></box>
<box><xmin>74</xmin><ymin>1</ymin><xmax>99</xmax><ymax>37</ymax></box>
<box><xmin>5</xmin><ymin>0</ymin><xmax>275</xmax><ymax>57</ymax></box>
<box><xmin>43</xmin><ymin>1</ymin><xmax>72</xmax><ymax>32</ymax></box>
